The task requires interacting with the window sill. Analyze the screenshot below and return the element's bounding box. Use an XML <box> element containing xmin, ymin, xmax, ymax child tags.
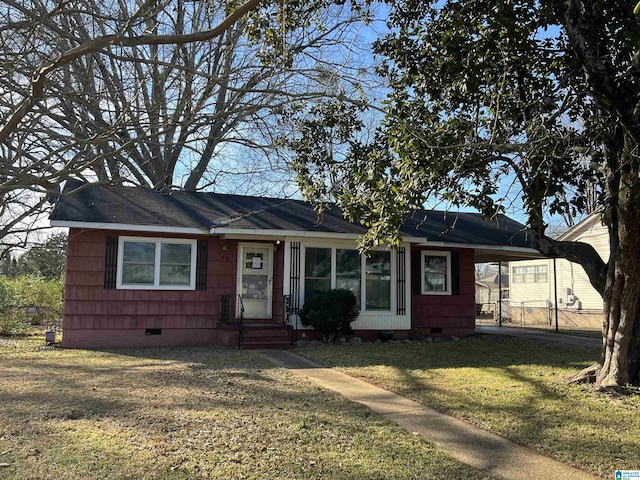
<box><xmin>117</xmin><ymin>284</ymin><xmax>195</xmax><ymax>291</ymax></box>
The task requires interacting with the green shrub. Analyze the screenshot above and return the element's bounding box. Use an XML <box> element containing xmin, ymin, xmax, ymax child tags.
<box><xmin>0</xmin><ymin>278</ymin><xmax>22</xmax><ymax>334</ymax></box>
<box><xmin>0</xmin><ymin>275</ymin><xmax>63</xmax><ymax>334</ymax></box>
<box><xmin>299</xmin><ymin>289</ymin><xmax>359</xmax><ymax>343</ymax></box>
<box><xmin>0</xmin><ymin>277</ymin><xmax>27</xmax><ymax>334</ymax></box>
<box><xmin>0</xmin><ymin>276</ymin><xmax>12</xmax><ymax>312</ymax></box>
<box><xmin>377</xmin><ymin>330</ymin><xmax>394</xmax><ymax>342</ymax></box>
<box><xmin>10</xmin><ymin>275</ymin><xmax>63</xmax><ymax>312</ymax></box>
<box><xmin>0</xmin><ymin>308</ymin><xmax>29</xmax><ymax>335</ymax></box>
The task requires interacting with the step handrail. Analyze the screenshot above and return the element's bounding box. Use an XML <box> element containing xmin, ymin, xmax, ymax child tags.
<box><xmin>283</xmin><ymin>295</ymin><xmax>296</xmax><ymax>346</ymax></box>
<box><xmin>237</xmin><ymin>294</ymin><xmax>244</xmax><ymax>349</ymax></box>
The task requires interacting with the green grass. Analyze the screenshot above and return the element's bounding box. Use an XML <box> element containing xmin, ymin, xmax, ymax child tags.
<box><xmin>297</xmin><ymin>336</ymin><xmax>640</xmax><ymax>479</ymax></box>
<box><xmin>0</xmin><ymin>333</ymin><xmax>493</xmax><ymax>479</ymax></box>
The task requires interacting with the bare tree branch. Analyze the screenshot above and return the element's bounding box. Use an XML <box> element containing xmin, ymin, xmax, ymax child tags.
<box><xmin>0</xmin><ymin>0</ymin><xmax>264</xmax><ymax>145</ymax></box>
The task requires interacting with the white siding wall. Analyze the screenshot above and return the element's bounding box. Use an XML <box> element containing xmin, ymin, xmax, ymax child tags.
<box><xmin>509</xmin><ymin>259</ymin><xmax>553</xmax><ymax>306</ymax></box>
<box><xmin>475</xmin><ymin>284</ymin><xmax>489</xmax><ymax>303</ymax></box>
<box><xmin>555</xmin><ymin>220</ymin><xmax>608</xmax><ymax>310</ymax></box>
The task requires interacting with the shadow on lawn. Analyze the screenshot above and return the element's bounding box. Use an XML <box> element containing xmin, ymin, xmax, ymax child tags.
<box><xmin>0</xmin><ymin>344</ymin><xmax>323</xmax><ymax>425</ymax></box>
<box><xmin>406</xmin><ymin>363</ymin><xmax>635</xmax><ymax>476</ymax></box>
<box><xmin>301</xmin><ymin>337</ymin><xmax>634</xmax><ymax>477</ymax></box>
<box><xmin>306</xmin><ymin>335</ymin><xmax>597</xmax><ymax>371</ymax></box>
<box><xmin>0</xmin><ymin>342</ymin><xmax>492</xmax><ymax>480</ymax></box>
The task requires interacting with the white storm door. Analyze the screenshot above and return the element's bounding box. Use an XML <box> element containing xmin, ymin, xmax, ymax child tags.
<box><xmin>238</xmin><ymin>244</ymin><xmax>273</xmax><ymax>318</ymax></box>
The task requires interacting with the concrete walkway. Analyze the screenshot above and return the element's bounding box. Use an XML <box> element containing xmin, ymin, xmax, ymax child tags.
<box><xmin>257</xmin><ymin>350</ymin><xmax>601</xmax><ymax>480</ymax></box>
<box><xmin>476</xmin><ymin>325</ymin><xmax>601</xmax><ymax>349</ymax></box>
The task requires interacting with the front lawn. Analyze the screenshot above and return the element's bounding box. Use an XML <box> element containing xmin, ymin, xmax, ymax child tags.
<box><xmin>297</xmin><ymin>336</ymin><xmax>640</xmax><ymax>479</ymax></box>
<box><xmin>0</xmin><ymin>334</ymin><xmax>492</xmax><ymax>479</ymax></box>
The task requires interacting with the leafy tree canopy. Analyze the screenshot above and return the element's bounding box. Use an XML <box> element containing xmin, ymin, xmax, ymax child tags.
<box><xmin>290</xmin><ymin>0</ymin><xmax>640</xmax><ymax>388</ymax></box>
<box><xmin>17</xmin><ymin>232</ymin><xmax>67</xmax><ymax>281</ymax></box>
<box><xmin>1</xmin><ymin>232</ymin><xmax>67</xmax><ymax>280</ymax></box>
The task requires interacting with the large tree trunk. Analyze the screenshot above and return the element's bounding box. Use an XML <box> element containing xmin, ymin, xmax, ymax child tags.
<box><xmin>564</xmin><ymin>128</ymin><xmax>640</xmax><ymax>388</ymax></box>
<box><xmin>560</xmin><ymin>0</ymin><xmax>640</xmax><ymax>389</ymax></box>
<box><xmin>530</xmin><ymin>138</ymin><xmax>640</xmax><ymax>387</ymax></box>
<box><xmin>597</xmin><ymin>240</ymin><xmax>640</xmax><ymax>387</ymax></box>
<box><xmin>596</xmin><ymin>129</ymin><xmax>640</xmax><ymax>387</ymax></box>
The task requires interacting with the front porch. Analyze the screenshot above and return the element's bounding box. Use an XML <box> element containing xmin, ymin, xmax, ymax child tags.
<box><xmin>217</xmin><ymin>294</ymin><xmax>294</xmax><ymax>349</ymax></box>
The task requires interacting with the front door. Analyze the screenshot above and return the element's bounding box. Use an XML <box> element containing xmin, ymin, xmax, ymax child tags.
<box><xmin>238</xmin><ymin>244</ymin><xmax>273</xmax><ymax>318</ymax></box>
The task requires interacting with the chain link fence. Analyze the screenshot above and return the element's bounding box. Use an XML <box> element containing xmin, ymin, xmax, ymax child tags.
<box><xmin>476</xmin><ymin>299</ymin><xmax>602</xmax><ymax>331</ymax></box>
<box><xmin>475</xmin><ymin>298</ymin><xmax>512</xmax><ymax>325</ymax></box>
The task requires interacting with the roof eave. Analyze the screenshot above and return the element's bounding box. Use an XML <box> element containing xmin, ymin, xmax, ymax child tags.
<box><xmin>50</xmin><ymin>220</ymin><xmax>208</xmax><ymax>235</ymax></box>
<box><xmin>556</xmin><ymin>212</ymin><xmax>603</xmax><ymax>241</ymax></box>
<box><xmin>50</xmin><ymin>221</ymin><xmax>541</xmax><ymax>261</ymax></box>
<box><xmin>214</xmin><ymin>228</ymin><xmax>540</xmax><ymax>259</ymax></box>
<box><xmin>209</xmin><ymin>227</ymin><xmax>363</xmax><ymax>240</ymax></box>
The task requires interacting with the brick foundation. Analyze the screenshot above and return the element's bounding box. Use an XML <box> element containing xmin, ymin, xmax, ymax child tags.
<box><xmin>62</xmin><ymin>328</ymin><xmax>219</xmax><ymax>349</ymax></box>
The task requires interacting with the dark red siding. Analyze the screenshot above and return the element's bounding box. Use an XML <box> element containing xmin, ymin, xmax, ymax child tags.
<box><xmin>63</xmin><ymin>229</ymin><xmax>246</xmax><ymax>348</ymax></box>
<box><xmin>411</xmin><ymin>247</ymin><xmax>476</xmax><ymax>337</ymax></box>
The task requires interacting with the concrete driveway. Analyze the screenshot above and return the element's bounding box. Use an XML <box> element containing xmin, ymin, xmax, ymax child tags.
<box><xmin>475</xmin><ymin>325</ymin><xmax>601</xmax><ymax>349</ymax></box>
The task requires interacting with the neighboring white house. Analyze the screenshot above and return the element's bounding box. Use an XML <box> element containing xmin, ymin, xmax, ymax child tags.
<box><xmin>475</xmin><ymin>272</ymin><xmax>510</xmax><ymax>320</ymax></box>
<box><xmin>475</xmin><ymin>273</ymin><xmax>509</xmax><ymax>304</ymax></box>
<box><xmin>508</xmin><ymin>213</ymin><xmax>608</xmax><ymax>327</ymax></box>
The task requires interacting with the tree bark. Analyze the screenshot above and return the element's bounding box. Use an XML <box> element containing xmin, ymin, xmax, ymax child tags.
<box><xmin>555</xmin><ymin>0</ymin><xmax>640</xmax><ymax>388</ymax></box>
<box><xmin>565</xmin><ymin>127</ymin><xmax>640</xmax><ymax>388</ymax></box>
<box><xmin>596</xmin><ymin>127</ymin><xmax>640</xmax><ymax>388</ymax></box>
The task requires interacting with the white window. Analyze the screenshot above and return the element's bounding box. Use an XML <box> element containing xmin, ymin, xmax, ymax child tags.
<box><xmin>421</xmin><ymin>251</ymin><xmax>452</xmax><ymax>295</ymax></box>
<box><xmin>302</xmin><ymin>246</ymin><xmax>393</xmax><ymax>312</ymax></box>
<box><xmin>117</xmin><ymin>237</ymin><xmax>197</xmax><ymax>290</ymax></box>
<box><xmin>512</xmin><ymin>265</ymin><xmax>547</xmax><ymax>283</ymax></box>
<box><xmin>365</xmin><ymin>251</ymin><xmax>391</xmax><ymax>310</ymax></box>
<box><xmin>336</xmin><ymin>249</ymin><xmax>362</xmax><ymax>309</ymax></box>
<box><xmin>304</xmin><ymin>247</ymin><xmax>332</xmax><ymax>302</ymax></box>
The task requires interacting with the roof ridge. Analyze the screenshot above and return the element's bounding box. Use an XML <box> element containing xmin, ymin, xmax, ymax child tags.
<box><xmin>214</xmin><ymin>197</ymin><xmax>298</xmax><ymax>226</ymax></box>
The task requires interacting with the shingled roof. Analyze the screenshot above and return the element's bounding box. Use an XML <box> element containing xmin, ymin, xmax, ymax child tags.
<box><xmin>50</xmin><ymin>180</ymin><xmax>538</xmax><ymax>260</ymax></box>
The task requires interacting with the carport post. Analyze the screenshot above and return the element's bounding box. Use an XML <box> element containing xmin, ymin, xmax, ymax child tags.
<box><xmin>498</xmin><ymin>261</ymin><xmax>502</xmax><ymax>327</ymax></box>
<box><xmin>553</xmin><ymin>258</ymin><xmax>559</xmax><ymax>332</ymax></box>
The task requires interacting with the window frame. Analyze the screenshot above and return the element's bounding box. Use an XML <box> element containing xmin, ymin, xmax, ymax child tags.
<box><xmin>365</xmin><ymin>250</ymin><xmax>391</xmax><ymax>311</ymax></box>
<box><xmin>421</xmin><ymin>251</ymin><xmax>452</xmax><ymax>295</ymax></box>
<box><xmin>303</xmin><ymin>247</ymin><xmax>333</xmax><ymax>303</ymax></box>
<box><xmin>535</xmin><ymin>265</ymin><xmax>548</xmax><ymax>282</ymax></box>
<box><xmin>301</xmin><ymin>244</ymin><xmax>395</xmax><ymax>313</ymax></box>
<box><xmin>512</xmin><ymin>264</ymin><xmax>547</xmax><ymax>283</ymax></box>
<box><xmin>336</xmin><ymin>248</ymin><xmax>362</xmax><ymax>309</ymax></box>
<box><xmin>116</xmin><ymin>236</ymin><xmax>197</xmax><ymax>290</ymax></box>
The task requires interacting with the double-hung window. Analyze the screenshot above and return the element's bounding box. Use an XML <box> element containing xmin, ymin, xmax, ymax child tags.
<box><xmin>336</xmin><ymin>249</ymin><xmax>362</xmax><ymax>308</ymax></box>
<box><xmin>117</xmin><ymin>237</ymin><xmax>197</xmax><ymax>289</ymax></box>
<box><xmin>303</xmin><ymin>246</ymin><xmax>392</xmax><ymax>312</ymax></box>
<box><xmin>512</xmin><ymin>265</ymin><xmax>547</xmax><ymax>283</ymax></box>
<box><xmin>421</xmin><ymin>251</ymin><xmax>452</xmax><ymax>295</ymax></box>
<box><xmin>365</xmin><ymin>251</ymin><xmax>391</xmax><ymax>310</ymax></box>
